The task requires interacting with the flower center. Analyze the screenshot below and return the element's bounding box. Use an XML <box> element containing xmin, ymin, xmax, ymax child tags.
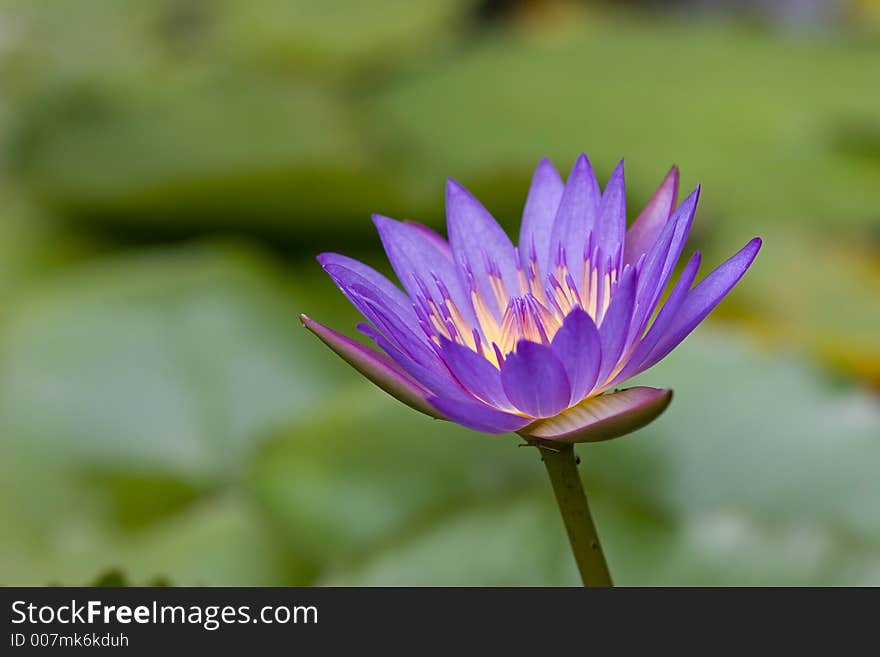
<box><xmin>415</xmin><ymin>236</ymin><xmax>620</xmax><ymax>368</ymax></box>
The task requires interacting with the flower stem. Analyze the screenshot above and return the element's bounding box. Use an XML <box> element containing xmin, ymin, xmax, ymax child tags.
<box><xmin>537</xmin><ymin>441</ymin><xmax>613</xmax><ymax>587</ymax></box>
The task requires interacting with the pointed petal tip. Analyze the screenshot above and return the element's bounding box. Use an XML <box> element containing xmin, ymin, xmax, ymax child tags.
<box><xmin>666</xmin><ymin>165</ymin><xmax>680</xmax><ymax>189</ymax></box>
<box><xmin>445</xmin><ymin>177</ymin><xmax>465</xmax><ymax>195</ymax></box>
<box><xmin>741</xmin><ymin>236</ymin><xmax>763</xmax><ymax>263</ymax></box>
<box><xmin>445</xmin><ymin>177</ymin><xmax>482</xmax><ymax>208</ymax></box>
<box><xmin>565</xmin><ymin>153</ymin><xmax>600</xmax><ymax>191</ymax></box>
<box><xmin>674</xmin><ymin>185</ymin><xmax>701</xmax><ymax>214</ymax></box>
<box><xmin>533</xmin><ymin>157</ymin><xmax>563</xmax><ymax>180</ymax></box>
<box><xmin>370</xmin><ymin>213</ymin><xmax>393</xmax><ymax>229</ymax></box>
<box><xmin>518</xmin><ymin>386</ymin><xmax>673</xmax><ymax>444</ymax></box>
<box><xmin>573</xmin><ymin>152</ymin><xmax>593</xmax><ymax>171</ymax></box>
<box><xmin>607</xmin><ymin>159</ymin><xmax>626</xmax><ymax>184</ymax></box>
<box><xmin>736</xmin><ymin>236</ymin><xmax>763</xmax><ymax>265</ymax></box>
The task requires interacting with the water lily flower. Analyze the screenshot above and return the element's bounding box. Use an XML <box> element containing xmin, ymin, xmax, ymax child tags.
<box><xmin>302</xmin><ymin>154</ymin><xmax>761</xmax><ymax>444</ymax></box>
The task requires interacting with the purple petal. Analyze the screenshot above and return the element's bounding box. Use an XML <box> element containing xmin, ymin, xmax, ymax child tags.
<box><xmin>402</xmin><ymin>220</ymin><xmax>454</xmax><ymax>260</ymax></box>
<box><xmin>428</xmin><ymin>396</ymin><xmax>532</xmax><ymax>434</ymax></box>
<box><xmin>640</xmin><ymin>237</ymin><xmax>762</xmax><ymax>372</ymax></box>
<box><xmin>657</xmin><ymin>187</ymin><xmax>700</xmax><ymax>300</ymax></box>
<box><xmin>438</xmin><ymin>338</ymin><xmax>511</xmax><ymax>409</ymax></box>
<box><xmin>501</xmin><ymin>341</ymin><xmax>572</xmax><ymax>418</ymax></box>
<box><xmin>372</xmin><ymin>214</ymin><xmax>478</xmax><ymax>328</ymax></box>
<box><xmin>352</xmin><ymin>291</ymin><xmax>442</xmax><ymax>363</ymax></box>
<box><xmin>318</xmin><ymin>252</ymin><xmax>416</xmax><ymax>325</ymax></box>
<box><xmin>319</xmin><ymin>253</ymin><xmax>432</xmax><ymax>361</ymax></box>
<box><xmin>629</xmin><ymin>187</ymin><xmax>700</xmax><ymax>339</ymax></box>
<box><xmin>609</xmin><ymin>251</ymin><xmax>702</xmax><ymax>387</ymax></box>
<box><xmin>623</xmin><ymin>165</ymin><xmax>679</xmax><ymax>266</ymax></box>
<box><xmin>596</xmin><ymin>159</ymin><xmax>626</xmax><ymax>268</ymax></box>
<box><xmin>518</xmin><ymin>158</ymin><xmax>564</xmax><ymax>280</ymax></box>
<box><xmin>519</xmin><ymin>386</ymin><xmax>673</xmax><ymax>443</ymax></box>
<box><xmin>357</xmin><ymin>322</ymin><xmax>469</xmax><ymax>402</ymax></box>
<box><xmin>596</xmin><ymin>265</ymin><xmax>637</xmax><ymax>387</ymax></box>
<box><xmin>550</xmin><ymin>308</ymin><xmax>602</xmax><ymax>405</ymax></box>
<box><xmin>301</xmin><ymin>315</ymin><xmax>440</xmax><ymax>418</ymax></box>
<box><xmin>548</xmin><ymin>153</ymin><xmax>600</xmax><ymax>288</ymax></box>
<box><xmin>446</xmin><ymin>179</ymin><xmax>520</xmax><ymax>317</ymax></box>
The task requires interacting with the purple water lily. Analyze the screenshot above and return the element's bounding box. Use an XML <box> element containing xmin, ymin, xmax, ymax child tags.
<box><xmin>303</xmin><ymin>154</ymin><xmax>760</xmax><ymax>443</ymax></box>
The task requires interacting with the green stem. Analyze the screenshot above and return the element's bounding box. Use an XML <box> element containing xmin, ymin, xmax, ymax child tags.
<box><xmin>537</xmin><ymin>441</ymin><xmax>613</xmax><ymax>587</ymax></box>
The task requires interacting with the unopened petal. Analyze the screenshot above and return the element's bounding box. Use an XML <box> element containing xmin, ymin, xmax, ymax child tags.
<box><xmin>519</xmin><ymin>386</ymin><xmax>672</xmax><ymax>443</ymax></box>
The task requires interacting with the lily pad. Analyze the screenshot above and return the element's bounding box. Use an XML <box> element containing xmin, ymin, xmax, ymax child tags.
<box><xmin>11</xmin><ymin>78</ymin><xmax>403</xmax><ymax>240</ymax></box>
<box><xmin>0</xmin><ymin>244</ymin><xmax>337</xmax><ymax>585</ymax></box>
<box><xmin>361</xmin><ymin>15</ymin><xmax>880</xmax><ymax>236</ymax></box>
<box><xmin>0</xmin><ymin>243</ymin><xmax>333</xmax><ymax>479</ymax></box>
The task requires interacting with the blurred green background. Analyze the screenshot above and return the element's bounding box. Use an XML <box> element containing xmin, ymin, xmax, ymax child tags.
<box><xmin>0</xmin><ymin>0</ymin><xmax>878</xmax><ymax>586</ymax></box>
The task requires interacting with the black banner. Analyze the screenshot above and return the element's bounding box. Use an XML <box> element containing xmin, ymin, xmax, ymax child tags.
<box><xmin>1</xmin><ymin>587</ymin><xmax>873</xmax><ymax>651</ymax></box>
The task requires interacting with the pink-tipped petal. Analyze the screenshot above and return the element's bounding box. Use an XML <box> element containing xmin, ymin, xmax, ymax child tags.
<box><xmin>624</xmin><ymin>165</ymin><xmax>679</xmax><ymax>266</ymax></box>
<box><xmin>519</xmin><ymin>386</ymin><xmax>673</xmax><ymax>443</ymax></box>
<box><xmin>301</xmin><ymin>315</ymin><xmax>441</xmax><ymax>418</ymax></box>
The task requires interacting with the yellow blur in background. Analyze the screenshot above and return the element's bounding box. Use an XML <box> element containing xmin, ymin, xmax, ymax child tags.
<box><xmin>0</xmin><ymin>0</ymin><xmax>878</xmax><ymax>585</ymax></box>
